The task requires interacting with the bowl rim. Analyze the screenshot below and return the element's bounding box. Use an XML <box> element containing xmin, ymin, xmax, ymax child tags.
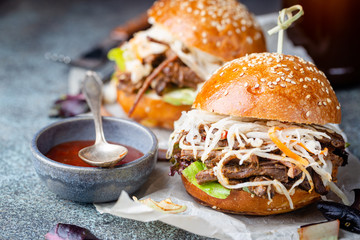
<box><xmin>30</xmin><ymin>116</ymin><xmax>158</xmax><ymax>172</ymax></box>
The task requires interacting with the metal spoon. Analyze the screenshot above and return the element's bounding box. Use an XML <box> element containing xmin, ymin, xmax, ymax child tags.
<box><xmin>78</xmin><ymin>71</ymin><xmax>128</xmax><ymax>167</ymax></box>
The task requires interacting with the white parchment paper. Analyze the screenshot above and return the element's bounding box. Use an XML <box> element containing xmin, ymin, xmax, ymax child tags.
<box><xmin>96</xmin><ymin>13</ymin><xmax>359</xmax><ymax>239</ymax></box>
<box><xmin>95</xmin><ymin>154</ymin><xmax>360</xmax><ymax>240</ymax></box>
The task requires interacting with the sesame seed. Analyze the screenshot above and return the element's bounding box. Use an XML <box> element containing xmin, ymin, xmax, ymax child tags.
<box><xmin>244</xmin><ymin>82</ymin><xmax>248</xmax><ymax>87</ymax></box>
<box><xmin>306</xmin><ymin>111</ymin><xmax>311</xmax><ymax>117</ymax></box>
<box><xmin>318</xmin><ymin>102</ymin><xmax>322</xmax><ymax>106</ymax></box>
<box><xmin>303</xmin><ymin>85</ymin><xmax>308</xmax><ymax>88</ymax></box>
<box><xmin>306</xmin><ymin>95</ymin><xmax>311</xmax><ymax>99</ymax></box>
<box><xmin>232</xmin><ymin>68</ymin><xmax>238</xmax><ymax>72</ymax></box>
<box><xmin>246</xmin><ymin>36</ymin><xmax>253</xmax><ymax>44</ymax></box>
<box><xmin>323</xmin><ymin>102</ymin><xmax>327</xmax><ymax>105</ymax></box>
<box><xmin>254</xmin><ymin>32</ymin><xmax>261</xmax><ymax>40</ymax></box>
<box><xmin>220</xmin><ymin>72</ymin><xmax>224</xmax><ymax>76</ymax></box>
<box><xmin>337</xmin><ymin>106</ymin><xmax>340</xmax><ymax>110</ymax></box>
<box><xmin>243</xmin><ymin>67</ymin><xmax>247</xmax><ymax>71</ymax></box>
<box><xmin>254</xmin><ymin>83</ymin><xmax>260</xmax><ymax>88</ymax></box>
<box><xmin>327</xmin><ymin>98</ymin><xmax>332</xmax><ymax>103</ymax></box>
<box><xmin>280</xmin><ymin>83</ymin><xmax>286</xmax><ymax>88</ymax></box>
<box><xmin>239</xmin><ymin>72</ymin><xmax>245</xmax><ymax>77</ymax></box>
<box><xmin>260</xmin><ymin>78</ymin><xmax>266</xmax><ymax>82</ymax></box>
<box><xmin>291</xmin><ymin>81</ymin><xmax>296</xmax><ymax>84</ymax></box>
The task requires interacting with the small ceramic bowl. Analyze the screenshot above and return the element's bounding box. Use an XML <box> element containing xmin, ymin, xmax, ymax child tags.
<box><xmin>30</xmin><ymin>116</ymin><xmax>158</xmax><ymax>203</ymax></box>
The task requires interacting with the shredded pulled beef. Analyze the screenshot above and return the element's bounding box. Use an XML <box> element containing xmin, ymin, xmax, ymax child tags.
<box><xmin>170</xmin><ymin>125</ymin><xmax>348</xmax><ymax>198</ymax></box>
<box><xmin>116</xmin><ymin>48</ymin><xmax>204</xmax><ymax>96</ymax></box>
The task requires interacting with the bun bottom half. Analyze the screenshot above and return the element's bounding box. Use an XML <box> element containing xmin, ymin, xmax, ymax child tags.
<box><xmin>181</xmin><ymin>175</ymin><xmax>321</xmax><ymax>215</ymax></box>
<box><xmin>117</xmin><ymin>90</ymin><xmax>191</xmax><ymax>130</ymax></box>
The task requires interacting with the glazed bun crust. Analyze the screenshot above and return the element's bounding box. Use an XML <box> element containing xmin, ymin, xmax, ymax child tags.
<box><xmin>117</xmin><ymin>89</ymin><xmax>190</xmax><ymax>130</ymax></box>
<box><xmin>148</xmin><ymin>0</ymin><xmax>266</xmax><ymax>61</ymax></box>
<box><xmin>181</xmin><ymin>175</ymin><xmax>320</xmax><ymax>215</ymax></box>
<box><xmin>193</xmin><ymin>53</ymin><xmax>341</xmax><ymax>125</ymax></box>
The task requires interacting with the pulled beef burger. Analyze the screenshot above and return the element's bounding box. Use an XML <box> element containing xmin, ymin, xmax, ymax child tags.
<box><xmin>109</xmin><ymin>0</ymin><xmax>266</xmax><ymax>129</ymax></box>
<box><xmin>167</xmin><ymin>52</ymin><xmax>349</xmax><ymax>215</ymax></box>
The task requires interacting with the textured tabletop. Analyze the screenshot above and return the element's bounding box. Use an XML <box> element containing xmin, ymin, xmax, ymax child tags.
<box><xmin>1</xmin><ymin>0</ymin><xmax>359</xmax><ymax>239</ymax></box>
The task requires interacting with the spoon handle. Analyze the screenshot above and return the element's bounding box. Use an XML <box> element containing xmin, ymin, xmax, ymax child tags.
<box><xmin>83</xmin><ymin>71</ymin><xmax>106</xmax><ymax>144</ymax></box>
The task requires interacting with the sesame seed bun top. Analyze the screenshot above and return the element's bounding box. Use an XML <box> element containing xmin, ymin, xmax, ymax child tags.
<box><xmin>193</xmin><ymin>52</ymin><xmax>341</xmax><ymax>125</ymax></box>
<box><xmin>148</xmin><ymin>0</ymin><xmax>266</xmax><ymax>61</ymax></box>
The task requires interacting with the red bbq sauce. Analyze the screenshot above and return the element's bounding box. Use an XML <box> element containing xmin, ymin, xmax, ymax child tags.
<box><xmin>46</xmin><ymin>140</ymin><xmax>143</xmax><ymax>167</ymax></box>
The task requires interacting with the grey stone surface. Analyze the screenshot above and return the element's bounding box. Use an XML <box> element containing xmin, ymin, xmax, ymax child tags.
<box><xmin>0</xmin><ymin>1</ymin><xmax>211</xmax><ymax>239</ymax></box>
<box><xmin>1</xmin><ymin>0</ymin><xmax>358</xmax><ymax>239</ymax></box>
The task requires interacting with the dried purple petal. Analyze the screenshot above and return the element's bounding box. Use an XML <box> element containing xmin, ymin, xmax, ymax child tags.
<box><xmin>45</xmin><ymin>223</ymin><xmax>100</xmax><ymax>240</ymax></box>
<box><xmin>49</xmin><ymin>94</ymin><xmax>89</xmax><ymax>118</ymax></box>
<box><xmin>351</xmin><ymin>189</ymin><xmax>360</xmax><ymax>210</ymax></box>
<box><xmin>169</xmin><ymin>160</ymin><xmax>191</xmax><ymax>176</ymax></box>
<box><xmin>317</xmin><ymin>189</ymin><xmax>360</xmax><ymax>234</ymax></box>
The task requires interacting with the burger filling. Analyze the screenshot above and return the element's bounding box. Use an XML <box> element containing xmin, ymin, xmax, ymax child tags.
<box><xmin>115</xmin><ymin>49</ymin><xmax>204</xmax><ymax>97</ymax></box>
<box><xmin>167</xmin><ymin>110</ymin><xmax>349</xmax><ymax>208</ymax></box>
<box><xmin>108</xmin><ymin>24</ymin><xmax>224</xmax><ymax>106</ymax></box>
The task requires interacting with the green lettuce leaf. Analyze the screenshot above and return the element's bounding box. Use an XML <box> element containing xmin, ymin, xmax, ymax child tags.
<box><xmin>182</xmin><ymin>161</ymin><xmax>230</xmax><ymax>199</ymax></box>
<box><xmin>163</xmin><ymin>88</ymin><xmax>197</xmax><ymax>106</ymax></box>
<box><xmin>108</xmin><ymin>48</ymin><xmax>126</xmax><ymax>71</ymax></box>
<box><xmin>242</xmin><ymin>187</ymin><xmax>251</xmax><ymax>193</ymax></box>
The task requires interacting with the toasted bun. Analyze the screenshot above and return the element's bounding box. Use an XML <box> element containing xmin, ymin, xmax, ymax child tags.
<box><xmin>148</xmin><ymin>0</ymin><xmax>266</xmax><ymax>61</ymax></box>
<box><xmin>181</xmin><ymin>175</ymin><xmax>320</xmax><ymax>215</ymax></box>
<box><xmin>117</xmin><ymin>89</ymin><xmax>190</xmax><ymax>129</ymax></box>
<box><xmin>193</xmin><ymin>52</ymin><xmax>341</xmax><ymax>125</ymax></box>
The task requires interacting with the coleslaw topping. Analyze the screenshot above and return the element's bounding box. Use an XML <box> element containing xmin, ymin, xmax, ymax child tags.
<box><xmin>167</xmin><ymin>109</ymin><xmax>349</xmax><ymax>208</ymax></box>
<box><xmin>117</xmin><ymin>24</ymin><xmax>224</xmax><ymax>83</ymax></box>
